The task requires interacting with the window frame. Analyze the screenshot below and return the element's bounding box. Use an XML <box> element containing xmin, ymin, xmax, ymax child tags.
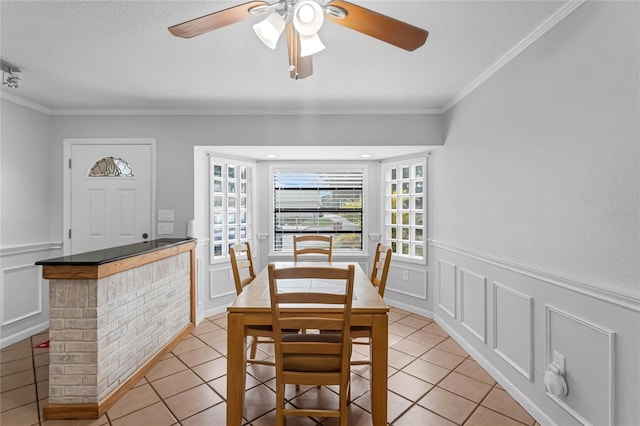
<box><xmin>381</xmin><ymin>156</ymin><xmax>427</xmax><ymax>265</ymax></box>
<box><xmin>269</xmin><ymin>163</ymin><xmax>368</xmax><ymax>256</ymax></box>
<box><xmin>209</xmin><ymin>156</ymin><xmax>256</xmax><ymax>265</ymax></box>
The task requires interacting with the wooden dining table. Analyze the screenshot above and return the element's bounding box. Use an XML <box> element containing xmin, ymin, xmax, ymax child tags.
<box><xmin>226</xmin><ymin>261</ymin><xmax>390</xmax><ymax>425</ymax></box>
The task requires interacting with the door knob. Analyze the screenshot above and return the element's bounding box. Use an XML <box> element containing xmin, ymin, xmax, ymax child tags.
<box><xmin>142</xmin><ymin>233</ymin><xmax>149</xmax><ymax>239</ymax></box>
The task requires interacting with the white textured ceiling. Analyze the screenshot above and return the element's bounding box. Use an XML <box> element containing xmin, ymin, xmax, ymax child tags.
<box><xmin>1</xmin><ymin>0</ymin><xmax>576</xmax><ymax>113</ymax></box>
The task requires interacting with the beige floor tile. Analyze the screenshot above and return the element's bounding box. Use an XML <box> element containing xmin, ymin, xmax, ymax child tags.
<box><xmin>322</xmin><ymin>402</ymin><xmax>372</xmax><ymax>425</ymax></box>
<box><xmin>171</xmin><ymin>336</ymin><xmax>207</xmax><ymax>355</ymax></box>
<box><xmin>423</xmin><ymin>322</ymin><xmax>449</xmax><ymax>337</ymax></box>
<box><xmin>250</xmin><ymin>408</ymin><xmax>316</xmax><ymax>425</ymax></box>
<box><xmin>150</xmin><ymin>369</ymin><xmax>205</xmax><ymax>399</ymax></box>
<box><xmin>191</xmin><ymin>321</ymin><xmax>222</xmax><ymax>336</ymax></box>
<box><xmin>391</xmin><ymin>338</ymin><xmax>433</xmax><ymax>358</ymax></box>
<box><xmin>481</xmin><ymin>388</ymin><xmax>535</xmax><ymax>425</ymax></box>
<box><xmin>387</xmin><ymin>348</ymin><xmax>416</xmax><ymax>370</ymax></box>
<box><xmin>196</xmin><ymin>329</ymin><xmax>227</xmax><ymax>346</ymax></box>
<box><xmin>437</xmin><ymin>371</ymin><xmax>492</xmax><ymax>403</ymax></box>
<box><xmin>393</xmin><ymin>403</ymin><xmax>457</xmax><ymax>426</ymax></box>
<box><xmin>403</xmin><ymin>359</ymin><xmax>451</xmax><ymax>385</ymax></box>
<box><xmin>454</xmin><ymin>359</ymin><xmax>496</xmax><ymax>385</ymax></box>
<box><xmin>434</xmin><ymin>338</ymin><xmax>469</xmax><ymax>357</ymax></box>
<box><xmin>288</xmin><ymin>385</ymin><xmax>339</xmax><ymax>412</ymax></box>
<box><xmin>209</xmin><ymin>372</ymin><xmax>261</xmax><ymax>399</ymax></box>
<box><xmin>0</xmin><ymin>401</ymin><xmax>39</xmax><ymax>426</ymax></box>
<box><xmin>353</xmin><ymin>389</ymin><xmax>412</xmax><ymax>424</ymax></box>
<box><xmin>144</xmin><ymin>356</ymin><xmax>188</xmax><ymax>382</ymax></box>
<box><xmin>5</xmin><ymin>315</ymin><xmax>537</xmax><ymax>426</ymax></box>
<box><xmin>465</xmin><ymin>406</ymin><xmax>528</xmax><ymax>426</ymax></box>
<box><xmin>177</xmin><ymin>345</ymin><xmax>222</xmax><ymax>368</ymax></box>
<box><xmin>397</xmin><ymin>315</ymin><xmax>432</xmax><ymax>330</ymax></box>
<box><xmin>164</xmin><ymin>383</ymin><xmax>222</xmax><ymax>420</ymax></box>
<box><xmin>420</xmin><ymin>348</ymin><xmax>466</xmax><ymax>370</ymax></box>
<box><xmin>0</xmin><ymin>383</ymin><xmax>37</xmax><ymax>412</ymax></box>
<box><xmin>42</xmin><ymin>415</ymin><xmax>109</xmax><ymax>425</ymax></box>
<box><xmin>388</xmin><ymin>371</ymin><xmax>433</xmax><ymax>402</ymax></box>
<box><xmin>405</xmin><ymin>329</ymin><xmax>448</xmax><ymax>347</ymax></box>
<box><xmin>106</xmin><ymin>383</ymin><xmax>161</xmax><ymax>420</ymax></box>
<box><xmin>111</xmin><ymin>401</ymin><xmax>177</xmax><ymax>426</ymax></box>
<box><xmin>418</xmin><ymin>387</ymin><xmax>477</xmax><ymax>424</ymax></box>
<box><xmin>181</xmin><ymin>401</ymin><xmax>226</xmax><ymax>426</ymax></box>
<box><xmin>389</xmin><ymin>323</ymin><xmax>419</xmax><ymax>338</ymax></box>
<box><xmin>191</xmin><ymin>357</ymin><xmax>228</xmax><ymax>382</ymax></box>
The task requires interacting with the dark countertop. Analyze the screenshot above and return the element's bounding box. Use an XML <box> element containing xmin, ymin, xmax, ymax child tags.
<box><xmin>35</xmin><ymin>238</ymin><xmax>196</xmax><ymax>266</ymax></box>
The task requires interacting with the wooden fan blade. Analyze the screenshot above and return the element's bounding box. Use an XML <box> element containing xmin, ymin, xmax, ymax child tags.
<box><xmin>326</xmin><ymin>0</ymin><xmax>428</xmax><ymax>51</ymax></box>
<box><xmin>168</xmin><ymin>1</ymin><xmax>269</xmax><ymax>39</ymax></box>
<box><xmin>286</xmin><ymin>23</ymin><xmax>313</xmax><ymax>79</ymax></box>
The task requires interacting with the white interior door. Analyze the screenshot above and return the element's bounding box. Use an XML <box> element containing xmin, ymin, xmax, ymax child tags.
<box><xmin>70</xmin><ymin>143</ymin><xmax>152</xmax><ymax>254</ymax></box>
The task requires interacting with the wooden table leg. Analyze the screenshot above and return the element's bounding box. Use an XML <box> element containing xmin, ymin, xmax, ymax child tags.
<box><xmin>370</xmin><ymin>314</ymin><xmax>388</xmax><ymax>426</ymax></box>
<box><xmin>227</xmin><ymin>312</ymin><xmax>246</xmax><ymax>426</ymax></box>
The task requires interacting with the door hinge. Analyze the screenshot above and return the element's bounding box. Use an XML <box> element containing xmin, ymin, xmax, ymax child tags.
<box><xmin>68</xmin><ymin>229</ymin><xmax>71</xmax><ymax>239</ymax></box>
<box><xmin>68</xmin><ymin>158</ymin><xmax>72</xmax><ymax>169</ymax></box>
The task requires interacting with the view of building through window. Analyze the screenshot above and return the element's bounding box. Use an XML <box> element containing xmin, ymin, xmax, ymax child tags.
<box><xmin>273</xmin><ymin>169</ymin><xmax>364</xmax><ymax>253</ymax></box>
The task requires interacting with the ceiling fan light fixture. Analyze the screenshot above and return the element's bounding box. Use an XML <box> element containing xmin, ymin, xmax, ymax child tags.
<box><xmin>293</xmin><ymin>0</ymin><xmax>324</xmax><ymax>36</ymax></box>
<box><xmin>325</xmin><ymin>5</ymin><xmax>347</xmax><ymax>19</ymax></box>
<box><xmin>253</xmin><ymin>12</ymin><xmax>286</xmax><ymax>49</ymax></box>
<box><xmin>299</xmin><ymin>33</ymin><xmax>325</xmax><ymax>57</ymax></box>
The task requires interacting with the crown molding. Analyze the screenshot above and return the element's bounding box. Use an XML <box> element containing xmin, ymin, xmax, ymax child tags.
<box><xmin>0</xmin><ymin>91</ymin><xmax>52</xmax><ymax>115</ymax></box>
<box><xmin>49</xmin><ymin>107</ymin><xmax>443</xmax><ymax>116</ymax></box>
<box><xmin>439</xmin><ymin>0</ymin><xmax>586</xmax><ymax>113</ymax></box>
<box><xmin>1</xmin><ymin>0</ymin><xmax>585</xmax><ymax>117</ymax></box>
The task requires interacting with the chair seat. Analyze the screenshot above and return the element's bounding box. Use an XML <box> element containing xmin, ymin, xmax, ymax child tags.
<box><xmin>282</xmin><ymin>333</ymin><xmax>345</xmax><ymax>372</ymax></box>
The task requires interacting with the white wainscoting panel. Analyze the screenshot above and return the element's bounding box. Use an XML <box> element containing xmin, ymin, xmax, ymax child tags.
<box><xmin>493</xmin><ymin>282</ymin><xmax>533</xmax><ymax>380</ymax></box>
<box><xmin>2</xmin><ymin>265</ymin><xmax>43</xmax><ymax>326</ymax></box>
<box><xmin>459</xmin><ymin>268</ymin><xmax>487</xmax><ymax>342</ymax></box>
<box><xmin>209</xmin><ymin>266</ymin><xmax>237</xmax><ymax>300</ymax></box>
<box><xmin>545</xmin><ymin>305</ymin><xmax>615</xmax><ymax>426</ymax></box>
<box><xmin>437</xmin><ymin>259</ymin><xmax>457</xmax><ymax>319</ymax></box>
<box><xmin>386</xmin><ymin>263</ymin><xmax>428</xmax><ymax>300</ymax></box>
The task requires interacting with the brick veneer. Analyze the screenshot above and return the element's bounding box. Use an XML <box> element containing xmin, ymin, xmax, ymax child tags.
<box><xmin>48</xmin><ymin>251</ymin><xmax>191</xmax><ymax>403</ymax></box>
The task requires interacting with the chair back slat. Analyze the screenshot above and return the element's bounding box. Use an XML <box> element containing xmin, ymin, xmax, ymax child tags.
<box><xmin>369</xmin><ymin>243</ymin><xmax>393</xmax><ymax>297</ymax></box>
<box><xmin>230</xmin><ymin>242</ymin><xmax>256</xmax><ymax>295</ymax></box>
<box><xmin>293</xmin><ymin>235</ymin><xmax>333</xmax><ymax>261</ymax></box>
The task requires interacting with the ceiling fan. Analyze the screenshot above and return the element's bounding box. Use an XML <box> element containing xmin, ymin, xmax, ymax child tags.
<box><xmin>168</xmin><ymin>0</ymin><xmax>428</xmax><ymax>79</ymax></box>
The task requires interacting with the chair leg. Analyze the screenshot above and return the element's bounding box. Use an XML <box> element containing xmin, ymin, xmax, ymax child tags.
<box><xmin>249</xmin><ymin>337</ymin><xmax>258</xmax><ymax>359</ymax></box>
<box><xmin>276</xmin><ymin>381</ymin><xmax>285</xmax><ymax>426</ymax></box>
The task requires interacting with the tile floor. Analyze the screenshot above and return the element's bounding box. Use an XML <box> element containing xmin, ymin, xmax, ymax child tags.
<box><xmin>1</xmin><ymin>308</ymin><xmax>540</xmax><ymax>426</ymax></box>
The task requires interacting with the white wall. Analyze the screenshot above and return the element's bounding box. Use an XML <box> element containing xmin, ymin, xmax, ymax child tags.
<box><xmin>1</xmin><ymin>100</ymin><xmax>60</xmax><ymax>347</ymax></box>
<box><xmin>50</xmin><ymin>114</ymin><xmax>443</xmax><ymax>243</ymax></box>
<box><xmin>430</xmin><ymin>2</ymin><xmax>639</xmax><ymax>425</ymax></box>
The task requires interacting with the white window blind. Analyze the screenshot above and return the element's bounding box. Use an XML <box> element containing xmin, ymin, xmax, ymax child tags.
<box><xmin>273</xmin><ymin>169</ymin><xmax>364</xmax><ymax>253</ymax></box>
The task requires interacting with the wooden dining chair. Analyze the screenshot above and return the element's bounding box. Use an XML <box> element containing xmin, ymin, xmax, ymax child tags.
<box><xmin>293</xmin><ymin>235</ymin><xmax>333</xmax><ymax>261</ymax></box>
<box><xmin>351</xmin><ymin>242</ymin><xmax>392</xmax><ymax>366</ymax></box>
<box><xmin>229</xmin><ymin>242</ymin><xmax>275</xmax><ymax>366</ymax></box>
<box><xmin>268</xmin><ymin>263</ymin><xmax>354</xmax><ymax>426</ymax></box>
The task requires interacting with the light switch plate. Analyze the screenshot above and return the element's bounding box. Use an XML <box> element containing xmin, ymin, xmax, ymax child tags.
<box><xmin>158</xmin><ymin>222</ymin><xmax>174</xmax><ymax>235</ymax></box>
<box><xmin>158</xmin><ymin>209</ymin><xmax>174</xmax><ymax>221</ymax></box>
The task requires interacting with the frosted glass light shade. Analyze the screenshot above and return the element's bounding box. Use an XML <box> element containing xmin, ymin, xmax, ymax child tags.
<box><xmin>299</xmin><ymin>33</ymin><xmax>325</xmax><ymax>57</ymax></box>
<box><xmin>253</xmin><ymin>13</ymin><xmax>286</xmax><ymax>49</ymax></box>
